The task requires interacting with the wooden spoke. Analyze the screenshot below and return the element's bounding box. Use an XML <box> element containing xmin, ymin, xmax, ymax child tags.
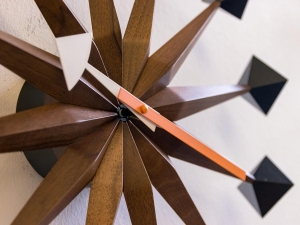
<box><xmin>123</xmin><ymin>123</ymin><xmax>157</xmax><ymax>225</ymax></box>
<box><xmin>86</xmin><ymin>123</ymin><xmax>123</xmax><ymax>225</ymax></box>
<box><xmin>145</xmin><ymin>85</ymin><xmax>250</xmax><ymax>121</ymax></box>
<box><xmin>0</xmin><ymin>103</ymin><xmax>116</xmax><ymax>153</ymax></box>
<box><xmin>82</xmin><ymin>72</ymin><xmax>119</xmax><ymax>106</ymax></box>
<box><xmin>128</xmin><ymin>122</ymin><xmax>206</xmax><ymax>225</ymax></box>
<box><xmin>11</xmin><ymin>120</ymin><xmax>119</xmax><ymax>225</ymax></box>
<box><xmin>123</xmin><ymin>0</ymin><xmax>155</xmax><ymax>92</ymax></box>
<box><xmin>88</xmin><ymin>44</ymin><xmax>108</xmax><ymax>76</ymax></box>
<box><xmin>89</xmin><ymin>0</ymin><xmax>122</xmax><ymax>85</ymax></box>
<box><xmin>34</xmin><ymin>0</ymin><xmax>84</xmax><ymax>37</ymax></box>
<box><xmin>33</xmin><ymin>0</ymin><xmax>106</xmax><ymax>74</ymax></box>
<box><xmin>131</xmin><ymin>119</ymin><xmax>237</xmax><ymax>178</ymax></box>
<box><xmin>33</xmin><ymin>0</ymin><xmax>118</xmax><ymax>104</ymax></box>
<box><xmin>133</xmin><ymin>1</ymin><xmax>221</xmax><ymax>100</ymax></box>
<box><xmin>0</xmin><ymin>31</ymin><xmax>115</xmax><ymax>110</ymax></box>
<box><xmin>113</xmin><ymin>5</ymin><xmax>122</xmax><ymax>50</ymax></box>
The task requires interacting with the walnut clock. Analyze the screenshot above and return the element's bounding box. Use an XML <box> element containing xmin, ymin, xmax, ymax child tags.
<box><xmin>0</xmin><ymin>0</ymin><xmax>293</xmax><ymax>224</ymax></box>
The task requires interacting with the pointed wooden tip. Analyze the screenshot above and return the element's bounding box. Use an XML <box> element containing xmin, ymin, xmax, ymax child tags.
<box><xmin>133</xmin><ymin>1</ymin><xmax>220</xmax><ymax>100</ymax></box>
<box><xmin>145</xmin><ymin>85</ymin><xmax>250</xmax><ymax>120</ymax></box>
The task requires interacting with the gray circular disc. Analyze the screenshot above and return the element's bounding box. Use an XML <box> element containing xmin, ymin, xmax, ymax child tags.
<box><xmin>17</xmin><ymin>82</ymin><xmax>66</xmax><ymax>178</ymax></box>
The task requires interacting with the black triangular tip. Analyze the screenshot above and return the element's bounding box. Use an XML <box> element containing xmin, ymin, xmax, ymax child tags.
<box><xmin>239</xmin><ymin>56</ymin><xmax>288</xmax><ymax>115</ymax></box>
<box><xmin>203</xmin><ymin>0</ymin><xmax>249</xmax><ymax>19</ymax></box>
<box><xmin>250</xmin><ymin>81</ymin><xmax>286</xmax><ymax>114</ymax></box>
<box><xmin>239</xmin><ymin>157</ymin><xmax>293</xmax><ymax>217</ymax></box>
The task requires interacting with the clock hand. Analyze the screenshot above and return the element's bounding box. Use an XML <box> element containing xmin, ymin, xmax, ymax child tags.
<box><xmin>56</xmin><ymin>44</ymin><xmax>252</xmax><ymax>181</ymax></box>
<box><xmin>56</xmin><ymin>37</ymin><xmax>251</xmax><ymax>180</ymax></box>
<box><xmin>86</xmin><ymin>61</ymin><xmax>254</xmax><ymax>181</ymax></box>
<box><xmin>55</xmin><ymin>35</ymin><xmax>156</xmax><ymax>131</ymax></box>
<box><xmin>86</xmin><ymin>63</ymin><xmax>157</xmax><ymax>131</ymax></box>
<box><xmin>118</xmin><ymin>88</ymin><xmax>255</xmax><ymax>181</ymax></box>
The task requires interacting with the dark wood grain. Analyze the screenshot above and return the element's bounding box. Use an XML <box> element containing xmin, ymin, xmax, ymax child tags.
<box><xmin>129</xmin><ymin>122</ymin><xmax>206</xmax><ymax>225</ymax></box>
<box><xmin>133</xmin><ymin>1</ymin><xmax>220</xmax><ymax>100</ymax></box>
<box><xmin>44</xmin><ymin>93</ymin><xmax>58</xmax><ymax>105</ymax></box>
<box><xmin>33</xmin><ymin>0</ymin><xmax>106</xmax><ymax>74</ymax></box>
<box><xmin>82</xmin><ymin>71</ymin><xmax>119</xmax><ymax>106</ymax></box>
<box><xmin>33</xmin><ymin>0</ymin><xmax>117</xmax><ymax>104</ymax></box>
<box><xmin>86</xmin><ymin>123</ymin><xmax>123</xmax><ymax>225</ymax></box>
<box><xmin>113</xmin><ymin>5</ymin><xmax>122</xmax><ymax>50</ymax></box>
<box><xmin>11</xmin><ymin>120</ymin><xmax>119</xmax><ymax>225</ymax></box>
<box><xmin>131</xmin><ymin>119</ymin><xmax>238</xmax><ymax>178</ymax></box>
<box><xmin>89</xmin><ymin>43</ymin><xmax>108</xmax><ymax>76</ymax></box>
<box><xmin>34</xmin><ymin>0</ymin><xmax>84</xmax><ymax>37</ymax></box>
<box><xmin>123</xmin><ymin>123</ymin><xmax>157</xmax><ymax>225</ymax></box>
<box><xmin>0</xmin><ymin>31</ymin><xmax>115</xmax><ymax>111</ymax></box>
<box><xmin>0</xmin><ymin>103</ymin><xmax>116</xmax><ymax>153</ymax></box>
<box><xmin>89</xmin><ymin>0</ymin><xmax>123</xmax><ymax>85</ymax></box>
<box><xmin>123</xmin><ymin>0</ymin><xmax>155</xmax><ymax>92</ymax></box>
<box><xmin>145</xmin><ymin>85</ymin><xmax>250</xmax><ymax>121</ymax></box>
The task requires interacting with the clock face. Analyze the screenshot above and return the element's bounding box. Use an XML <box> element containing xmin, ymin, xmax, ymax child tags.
<box><xmin>1</xmin><ymin>1</ymin><xmax>298</xmax><ymax>224</ymax></box>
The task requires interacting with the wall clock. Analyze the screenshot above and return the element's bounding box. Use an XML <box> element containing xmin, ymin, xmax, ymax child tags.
<box><xmin>0</xmin><ymin>0</ymin><xmax>295</xmax><ymax>224</ymax></box>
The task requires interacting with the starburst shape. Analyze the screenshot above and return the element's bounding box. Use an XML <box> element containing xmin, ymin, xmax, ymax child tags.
<box><xmin>0</xmin><ymin>0</ymin><xmax>293</xmax><ymax>225</ymax></box>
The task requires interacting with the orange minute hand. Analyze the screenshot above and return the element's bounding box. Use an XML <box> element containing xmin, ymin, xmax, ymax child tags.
<box><xmin>118</xmin><ymin>88</ymin><xmax>248</xmax><ymax>181</ymax></box>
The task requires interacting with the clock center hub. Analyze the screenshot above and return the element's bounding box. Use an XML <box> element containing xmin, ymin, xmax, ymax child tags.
<box><xmin>117</xmin><ymin>104</ymin><xmax>133</xmax><ymax>122</ymax></box>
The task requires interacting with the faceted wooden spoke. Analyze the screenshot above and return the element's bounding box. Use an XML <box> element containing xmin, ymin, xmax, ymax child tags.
<box><xmin>87</xmin><ymin>44</ymin><xmax>108</xmax><ymax>76</ymax></box>
<box><xmin>131</xmin><ymin>119</ymin><xmax>237</xmax><ymax>178</ymax></box>
<box><xmin>82</xmin><ymin>71</ymin><xmax>119</xmax><ymax>106</ymax></box>
<box><xmin>0</xmin><ymin>31</ymin><xmax>115</xmax><ymax>110</ymax></box>
<box><xmin>123</xmin><ymin>123</ymin><xmax>157</xmax><ymax>225</ymax></box>
<box><xmin>33</xmin><ymin>0</ymin><xmax>106</xmax><ymax>74</ymax></box>
<box><xmin>86</xmin><ymin>123</ymin><xmax>123</xmax><ymax>225</ymax></box>
<box><xmin>0</xmin><ymin>103</ymin><xmax>116</xmax><ymax>153</ymax></box>
<box><xmin>145</xmin><ymin>85</ymin><xmax>250</xmax><ymax>121</ymax></box>
<box><xmin>123</xmin><ymin>0</ymin><xmax>155</xmax><ymax>92</ymax></box>
<box><xmin>128</xmin><ymin>122</ymin><xmax>206</xmax><ymax>225</ymax></box>
<box><xmin>113</xmin><ymin>6</ymin><xmax>122</xmax><ymax>50</ymax></box>
<box><xmin>11</xmin><ymin>120</ymin><xmax>119</xmax><ymax>225</ymax></box>
<box><xmin>133</xmin><ymin>1</ymin><xmax>221</xmax><ymax>100</ymax></box>
<box><xmin>34</xmin><ymin>0</ymin><xmax>84</xmax><ymax>37</ymax></box>
<box><xmin>89</xmin><ymin>0</ymin><xmax>122</xmax><ymax>85</ymax></box>
<box><xmin>33</xmin><ymin>0</ymin><xmax>117</xmax><ymax>102</ymax></box>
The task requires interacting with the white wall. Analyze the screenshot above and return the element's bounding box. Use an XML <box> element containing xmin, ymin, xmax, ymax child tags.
<box><xmin>0</xmin><ymin>0</ymin><xmax>299</xmax><ymax>224</ymax></box>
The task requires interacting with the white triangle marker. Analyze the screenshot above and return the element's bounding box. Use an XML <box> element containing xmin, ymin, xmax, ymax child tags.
<box><xmin>56</xmin><ymin>33</ymin><xmax>92</xmax><ymax>90</ymax></box>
